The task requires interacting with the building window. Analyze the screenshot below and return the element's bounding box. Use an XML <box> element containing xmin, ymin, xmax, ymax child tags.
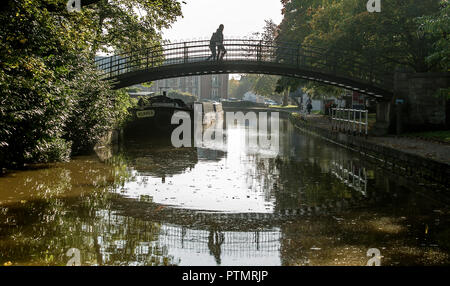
<box><xmin>212</xmin><ymin>75</ymin><xmax>219</xmax><ymax>87</ymax></box>
<box><xmin>169</xmin><ymin>78</ymin><xmax>177</xmax><ymax>88</ymax></box>
<box><xmin>212</xmin><ymin>88</ymin><xmax>218</xmax><ymax>99</ymax></box>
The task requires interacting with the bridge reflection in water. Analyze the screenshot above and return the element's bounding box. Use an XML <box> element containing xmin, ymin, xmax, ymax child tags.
<box><xmin>92</xmin><ymin>117</ymin><xmax>380</xmax><ymax>265</ymax></box>
<box><xmin>89</xmin><ymin>210</ymin><xmax>281</xmax><ymax>266</ymax></box>
<box><xmin>1</xmin><ymin>118</ymin><xmax>449</xmax><ymax>266</ymax></box>
<box><xmin>158</xmin><ymin>225</ymin><xmax>281</xmax><ymax>265</ymax></box>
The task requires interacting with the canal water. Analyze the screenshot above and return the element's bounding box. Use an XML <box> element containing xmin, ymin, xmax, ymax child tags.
<box><xmin>0</xmin><ymin>117</ymin><xmax>449</xmax><ymax>266</ymax></box>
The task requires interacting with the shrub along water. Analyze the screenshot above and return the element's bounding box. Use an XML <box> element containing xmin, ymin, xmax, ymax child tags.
<box><xmin>0</xmin><ymin>0</ymin><xmax>181</xmax><ymax>169</ymax></box>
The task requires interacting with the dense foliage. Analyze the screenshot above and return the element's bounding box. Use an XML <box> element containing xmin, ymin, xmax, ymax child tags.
<box><xmin>417</xmin><ymin>1</ymin><xmax>450</xmax><ymax>98</ymax></box>
<box><xmin>167</xmin><ymin>90</ymin><xmax>197</xmax><ymax>103</ymax></box>
<box><xmin>229</xmin><ymin>21</ymin><xmax>283</xmax><ymax>103</ymax></box>
<box><xmin>0</xmin><ymin>0</ymin><xmax>182</xmax><ymax>168</ymax></box>
<box><xmin>418</xmin><ymin>1</ymin><xmax>449</xmax><ymax>72</ymax></box>
<box><xmin>233</xmin><ymin>1</ymin><xmax>447</xmax><ymax>103</ymax></box>
<box><xmin>274</xmin><ymin>0</ymin><xmax>446</xmax><ymax>93</ymax></box>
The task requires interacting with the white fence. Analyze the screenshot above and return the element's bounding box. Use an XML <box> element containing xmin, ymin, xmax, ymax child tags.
<box><xmin>331</xmin><ymin>108</ymin><xmax>368</xmax><ymax>136</ymax></box>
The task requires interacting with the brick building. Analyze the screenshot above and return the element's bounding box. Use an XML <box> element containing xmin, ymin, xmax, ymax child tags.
<box><xmin>148</xmin><ymin>74</ymin><xmax>228</xmax><ymax>101</ymax></box>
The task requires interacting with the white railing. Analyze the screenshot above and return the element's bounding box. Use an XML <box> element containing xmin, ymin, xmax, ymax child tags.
<box><xmin>330</xmin><ymin>161</ymin><xmax>367</xmax><ymax>196</ymax></box>
<box><xmin>331</xmin><ymin>108</ymin><xmax>368</xmax><ymax>136</ymax></box>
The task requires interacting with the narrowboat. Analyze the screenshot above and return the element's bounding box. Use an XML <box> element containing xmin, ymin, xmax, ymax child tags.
<box><xmin>125</xmin><ymin>92</ymin><xmax>194</xmax><ymax>137</ymax></box>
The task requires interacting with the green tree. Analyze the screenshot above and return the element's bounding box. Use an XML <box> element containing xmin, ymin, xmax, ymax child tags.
<box><xmin>253</xmin><ymin>19</ymin><xmax>279</xmax><ymax>44</ymax></box>
<box><xmin>82</xmin><ymin>0</ymin><xmax>182</xmax><ymax>72</ymax></box>
<box><xmin>228</xmin><ymin>78</ymin><xmax>240</xmax><ymax>98</ymax></box>
<box><xmin>274</xmin><ymin>0</ymin><xmax>324</xmax><ymax>93</ymax></box>
<box><xmin>252</xmin><ymin>74</ymin><xmax>280</xmax><ymax>97</ymax></box>
<box><xmin>231</xmin><ymin>75</ymin><xmax>255</xmax><ymax>99</ymax></box>
<box><xmin>274</xmin><ymin>0</ymin><xmax>443</xmax><ymax>94</ymax></box>
<box><xmin>167</xmin><ymin>89</ymin><xmax>197</xmax><ymax>103</ymax></box>
<box><xmin>417</xmin><ymin>0</ymin><xmax>450</xmax><ymax>72</ymax></box>
<box><xmin>238</xmin><ymin>21</ymin><xmax>283</xmax><ymax>101</ymax></box>
<box><xmin>85</xmin><ymin>0</ymin><xmax>182</xmax><ymax>55</ymax></box>
<box><xmin>304</xmin><ymin>0</ymin><xmax>441</xmax><ymax>72</ymax></box>
<box><xmin>0</xmin><ymin>0</ymin><xmax>182</xmax><ymax>167</ymax></box>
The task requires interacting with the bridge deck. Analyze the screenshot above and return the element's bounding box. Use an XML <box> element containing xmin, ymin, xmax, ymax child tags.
<box><xmin>95</xmin><ymin>39</ymin><xmax>394</xmax><ymax>98</ymax></box>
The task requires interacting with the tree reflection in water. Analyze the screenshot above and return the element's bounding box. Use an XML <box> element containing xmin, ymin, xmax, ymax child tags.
<box><xmin>0</xmin><ymin>118</ymin><xmax>449</xmax><ymax>265</ymax></box>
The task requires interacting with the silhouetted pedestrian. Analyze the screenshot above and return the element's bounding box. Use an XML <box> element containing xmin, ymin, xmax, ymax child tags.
<box><xmin>306</xmin><ymin>97</ymin><xmax>312</xmax><ymax>114</ymax></box>
<box><xmin>216</xmin><ymin>24</ymin><xmax>227</xmax><ymax>60</ymax></box>
<box><xmin>207</xmin><ymin>31</ymin><xmax>218</xmax><ymax>61</ymax></box>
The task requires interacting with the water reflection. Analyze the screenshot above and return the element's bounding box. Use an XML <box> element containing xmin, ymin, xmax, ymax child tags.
<box><xmin>0</xmin><ymin>118</ymin><xmax>449</xmax><ymax>265</ymax></box>
<box><xmin>121</xmin><ymin>137</ymin><xmax>198</xmax><ymax>178</ymax></box>
<box><xmin>330</xmin><ymin>160</ymin><xmax>367</xmax><ymax>196</ymax></box>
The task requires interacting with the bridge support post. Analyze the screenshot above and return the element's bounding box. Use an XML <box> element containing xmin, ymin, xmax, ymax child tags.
<box><xmin>394</xmin><ymin>70</ymin><xmax>449</xmax><ymax>133</ymax></box>
<box><xmin>372</xmin><ymin>99</ymin><xmax>393</xmax><ymax>136</ymax></box>
<box><xmin>372</xmin><ymin>71</ymin><xmax>408</xmax><ymax>136</ymax></box>
<box><xmin>372</xmin><ymin>70</ymin><xmax>449</xmax><ymax>136</ymax></box>
<box><xmin>257</xmin><ymin>40</ymin><xmax>262</xmax><ymax>62</ymax></box>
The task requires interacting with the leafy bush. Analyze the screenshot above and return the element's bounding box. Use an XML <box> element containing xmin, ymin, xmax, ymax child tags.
<box><xmin>28</xmin><ymin>138</ymin><xmax>72</xmax><ymax>163</ymax></box>
<box><xmin>0</xmin><ymin>1</ymin><xmax>131</xmax><ymax>167</ymax></box>
<box><xmin>167</xmin><ymin>90</ymin><xmax>198</xmax><ymax>103</ymax></box>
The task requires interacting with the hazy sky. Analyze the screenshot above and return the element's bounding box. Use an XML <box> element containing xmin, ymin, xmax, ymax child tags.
<box><xmin>162</xmin><ymin>0</ymin><xmax>284</xmax><ymax>42</ymax></box>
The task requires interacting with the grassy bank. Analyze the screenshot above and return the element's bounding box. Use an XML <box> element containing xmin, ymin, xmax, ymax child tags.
<box><xmin>402</xmin><ymin>130</ymin><xmax>450</xmax><ymax>143</ymax></box>
<box><xmin>269</xmin><ymin>105</ymin><xmax>299</xmax><ymax>109</ymax></box>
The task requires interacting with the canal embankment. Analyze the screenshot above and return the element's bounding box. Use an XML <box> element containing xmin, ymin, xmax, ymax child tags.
<box><xmin>222</xmin><ymin>106</ymin><xmax>298</xmax><ymax>119</ymax></box>
<box><xmin>289</xmin><ymin>113</ymin><xmax>450</xmax><ymax>187</ymax></box>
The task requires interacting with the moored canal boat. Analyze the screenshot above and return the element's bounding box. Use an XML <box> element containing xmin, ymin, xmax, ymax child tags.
<box><xmin>125</xmin><ymin>92</ymin><xmax>225</xmax><ymax>138</ymax></box>
<box><xmin>125</xmin><ymin>92</ymin><xmax>194</xmax><ymax>137</ymax></box>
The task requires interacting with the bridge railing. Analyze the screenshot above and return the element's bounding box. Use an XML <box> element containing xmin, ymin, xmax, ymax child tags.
<box><xmin>94</xmin><ymin>39</ymin><xmax>393</xmax><ymax>93</ymax></box>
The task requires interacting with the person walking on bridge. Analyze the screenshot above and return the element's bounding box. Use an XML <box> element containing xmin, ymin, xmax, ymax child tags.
<box><xmin>207</xmin><ymin>30</ymin><xmax>218</xmax><ymax>61</ymax></box>
<box><xmin>216</xmin><ymin>24</ymin><xmax>227</xmax><ymax>61</ymax></box>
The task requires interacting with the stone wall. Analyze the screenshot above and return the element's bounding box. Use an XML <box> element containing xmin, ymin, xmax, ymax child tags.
<box><xmin>375</xmin><ymin>72</ymin><xmax>449</xmax><ymax>135</ymax></box>
<box><xmin>406</xmin><ymin>73</ymin><xmax>448</xmax><ymax>127</ymax></box>
<box><xmin>395</xmin><ymin>72</ymin><xmax>449</xmax><ymax>132</ymax></box>
<box><xmin>373</xmin><ymin>100</ymin><xmax>394</xmax><ymax>136</ymax></box>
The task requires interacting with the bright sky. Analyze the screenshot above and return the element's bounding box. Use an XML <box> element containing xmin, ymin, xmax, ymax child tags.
<box><xmin>162</xmin><ymin>0</ymin><xmax>284</xmax><ymax>42</ymax></box>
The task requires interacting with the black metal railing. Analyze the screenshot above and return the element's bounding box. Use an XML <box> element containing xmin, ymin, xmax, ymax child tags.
<box><xmin>94</xmin><ymin>39</ymin><xmax>393</xmax><ymax>94</ymax></box>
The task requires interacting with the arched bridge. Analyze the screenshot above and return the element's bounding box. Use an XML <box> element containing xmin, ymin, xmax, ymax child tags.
<box><xmin>95</xmin><ymin>39</ymin><xmax>394</xmax><ymax>99</ymax></box>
